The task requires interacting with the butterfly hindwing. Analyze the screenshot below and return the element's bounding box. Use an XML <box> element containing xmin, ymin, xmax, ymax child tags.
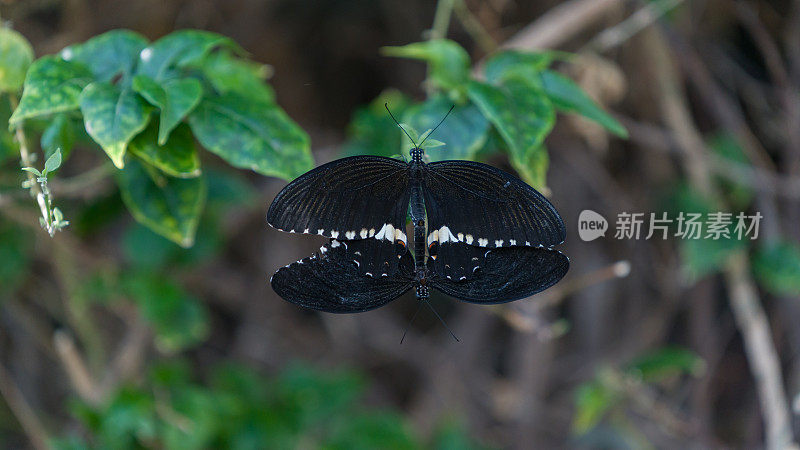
<box><xmin>427</xmin><ymin>239</ymin><xmax>487</xmax><ymax>281</ymax></box>
<box><xmin>267</xmin><ymin>155</ymin><xmax>410</xmax><ymax>244</ymax></box>
<box><xmin>422</xmin><ymin>160</ymin><xmax>566</xmax><ymax>250</ymax></box>
<box><xmin>428</xmin><ymin>244</ymin><xmax>569</xmax><ymax>304</ymax></box>
<box><xmin>270</xmin><ymin>239</ymin><xmax>415</xmax><ymax>313</ymax></box>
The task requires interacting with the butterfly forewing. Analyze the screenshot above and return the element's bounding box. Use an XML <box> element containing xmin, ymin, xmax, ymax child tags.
<box><xmin>423</xmin><ymin>160</ymin><xmax>565</xmax><ymax>251</ymax></box>
<box><xmin>428</xmin><ymin>245</ymin><xmax>569</xmax><ymax>304</ymax></box>
<box><xmin>267</xmin><ymin>155</ymin><xmax>410</xmax><ymax>244</ymax></box>
<box><xmin>270</xmin><ymin>239</ymin><xmax>415</xmax><ymax>313</ymax></box>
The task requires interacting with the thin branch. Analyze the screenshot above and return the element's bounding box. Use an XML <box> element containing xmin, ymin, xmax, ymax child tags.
<box><xmin>429</xmin><ymin>0</ymin><xmax>455</xmax><ymax>40</ymax></box>
<box><xmin>8</xmin><ymin>95</ymin><xmax>51</xmax><ymax>233</ymax></box>
<box><xmin>585</xmin><ymin>0</ymin><xmax>684</xmax><ymax>53</ymax></box>
<box><xmin>0</xmin><ymin>362</ymin><xmax>50</xmax><ymax>450</ymax></box>
<box><xmin>500</xmin><ymin>0</ymin><xmax>623</xmax><ymax>50</ymax></box>
<box><xmin>453</xmin><ymin>0</ymin><xmax>497</xmax><ymax>53</ymax></box>
<box><xmin>53</xmin><ymin>331</ymin><xmax>103</xmax><ymax>406</ymax></box>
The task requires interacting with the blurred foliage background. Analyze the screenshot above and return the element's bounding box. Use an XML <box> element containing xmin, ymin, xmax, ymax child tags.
<box><xmin>1</xmin><ymin>0</ymin><xmax>800</xmax><ymax>448</ymax></box>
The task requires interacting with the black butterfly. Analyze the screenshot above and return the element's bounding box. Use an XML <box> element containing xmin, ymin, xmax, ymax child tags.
<box><xmin>270</xmin><ymin>238</ymin><xmax>569</xmax><ymax>313</ymax></box>
<box><xmin>267</xmin><ymin>105</ymin><xmax>566</xmax><ymax>279</ymax></box>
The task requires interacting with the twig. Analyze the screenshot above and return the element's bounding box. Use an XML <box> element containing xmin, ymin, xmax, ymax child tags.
<box><xmin>724</xmin><ymin>253</ymin><xmax>794</xmax><ymax>450</ymax></box>
<box><xmin>429</xmin><ymin>0</ymin><xmax>455</xmax><ymax>40</ymax></box>
<box><xmin>48</xmin><ymin>163</ymin><xmax>115</xmax><ymax>198</ymax></box>
<box><xmin>496</xmin><ymin>261</ymin><xmax>630</xmax><ymax>336</ymax></box>
<box><xmin>8</xmin><ymin>95</ymin><xmax>51</xmax><ymax>233</ymax></box>
<box><xmin>500</xmin><ymin>0</ymin><xmax>623</xmax><ymax>50</ymax></box>
<box><xmin>0</xmin><ymin>361</ymin><xmax>50</xmax><ymax>450</ymax></box>
<box><xmin>453</xmin><ymin>0</ymin><xmax>497</xmax><ymax>53</ymax></box>
<box><xmin>53</xmin><ymin>330</ymin><xmax>103</xmax><ymax>406</ymax></box>
<box><xmin>585</xmin><ymin>0</ymin><xmax>684</xmax><ymax>53</ymax></box>
<box><xmin>98</xmin><ymin>312</ymin><xmax>150</xmax><ymax>398</ymax></box>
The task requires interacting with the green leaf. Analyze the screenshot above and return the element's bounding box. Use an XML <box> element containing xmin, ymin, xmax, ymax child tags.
<box><xmin>403</xmin><ymin>96</ymin><xmax>489</xmax><ymax>161</ymax></box>
<box><xmin>128</xmin><ymin>123</ymin><xmax>200</xmax><ymax>178</ymax></box>
<box><xmin>510</xmin><ymin>146</ymin><xmax>549</xmax><ymax>191</ymax></box>
<box><xmin>137</xmin><ymin>30</ymin><xmax>243</xmax><ymax>81</ymax></box>
<box><xmin>122</xmin><ymin>272</ymin><xmax>209</xmax><ymax>353</ymax></box>
<box><xmin>9</xmin><ymin>56</ymin><xmax>93</xmax><ymax>124</ymax></box>
<box><xmin>398</xmin><ymin>123</ymin><xmax>421</xmax><ymax>143</ymax></box>
<box><xmin>665</xmin><ymin>184</ymin><xmax>745</xmax><ymax>279</ymax></box>
<box><xmin>188</xmin><ymin>92</ymin><xmax>312</xmax><ymax>179</ymax></box>
<box><xmin>627</xmin><ymin>346</ymin><xmax>706</xmax><ymax>382</ymax></box>
<box><xmin>343</xmin><ymin>90</ymin><xmax>411</xmax><ymax>158</ymax></box>
<box><xmin>205</xmin><ymin>167</ymin><xmax>257</xmax><ymax>209</ymax></box>
<box><xmin>484</xmin><ymin>50</ymin><xmax>553</xmax><ymax>85</ymax></box>
<box><xmin>43</xmin><ymin>148</ymin><xmax>62</xmax><ymax>175</ymax></box>
<box><xmin>466</xmin><ymin>78</ymin><xmax>555</xmax><ymax>171</ymax></box>
<box><xmin>422</xmin><ymin>139</ymin><xmax>445</xmax><ymax>148</ymax></box>
<box><xmin>79</xmin><ymin>82</ymin><xmax>150</xmax><ymax>168</ymax></box>
<box><xmin>41</xmin><ymin>114</ymin><xmax>76</xmax><ymax>159</ymax></box>
<box><xmin>572</xmin><ymin>381</ymin><xmax>618</xmax><ymax>434</ymax></box>
<box><xmin>0</xmin><ymin>27</ymin><xmax>34</xmax><ymax>93</ymax></box>
<box><xmin>132</xmin><ymin>74</ymin><xmax>202</xmax><ymax>145</ymax></box>
<box><xmin>541</xmin><ymin>70</ymin><xmax>627</xmax><ymax>138</ymax></box>
<box><xmin>117</xmin><ymin>157</ymin><xmax>206</xmax><ymax>247</ymax></box>
<box><xmin>21</xmin><ymin>167</ymin><xmax>41</xmax><ymax>177</ymax></box>
<box><xmin>753</xmin><ymin>240</ymin><xmax>800</xmax><ymax>296</ymax></box>
<box><xmin>61</xmin><ymin>30</ymin><xmax>148</xmax><ymax>82</ymax></box>
<box><xmin>709</xmin><ymin>132</ymin><xmax>753</xmax><ymax>208</ymax></box>
<box><xmin>382</xmin><ymin>39</ymin><xmax>471</xmax><ymax>92</ymax></box>
<box><xmin>195</xmin><ymin>50</ymin><xmax>274</xmax><ymax>103</ymax></box>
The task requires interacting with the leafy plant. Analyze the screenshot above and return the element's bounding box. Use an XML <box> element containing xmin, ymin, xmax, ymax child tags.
<box><xmin>52</xmin><ymin>362</ymin><xmax>484</xmax><ymax>450</ymax></box>
<box><xmin>5</xmin><ymin>28</ymin><xmax>312</xmax><ymax>246</ymax></box>
<box><xmin>572</xmin><ymin>347</ymin><xmax>705</xmax><ymax>440</ymax></box>
<box><xmin>343</xmin><ymin>41</ymin><xmax>628</xmax><ymax>190</ymax></box>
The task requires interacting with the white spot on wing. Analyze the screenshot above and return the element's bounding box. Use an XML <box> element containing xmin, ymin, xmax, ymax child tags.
<box><xmin>457</xmin><ymin>233</ymin><xmax>464</xmax><ymax>242</ymax></box>
<box><xmin>330</xmin><ymin>231</ymin><xmax>339</xmax><ymax>238</ymax></box>
<box><xmin>509</xmin><ymin>239</ymin><xmax>516</xmax><ymax>245</ymax></box>
<box><xmin>360</xmin><ymin>228</ymin><xmax>368</xmax><ymax>238</ymax></box>
<box><xmin>317</xmin><ymin>229</ymin><xmax>324</xmax><ymax>235</ymax></box>
<box><xmin>494</xmin><ymin>239</ymin><xmax>503</xmax><ymax>247</ymax></box>
<box><xmin>439</xmin><ymin>226</ymin><xmax>455</xmax><ymax>243</ymax></box>
<box><xmin>331</xmin><ymin>240</ymin><xmax>341</xmax><ymax>248</ymax></box>
<box><xmin>303</xmin><ymin>228</ymin><xmax>309</xmax><ymax>234</ymax></box>
<box><xmin>465</xmin><ymin>234</ymin><xmax>473</xmax><ymax>244</ymax></box>
<box><xmin>478</xmin><ymin>238</ymin><xmax>488</xmax><ymax>247</ymax></box>
<box><xmin>394</xmin><ymin>228</ymin><xmax>407</xmax><ymax>244</ymax></box>
<box><xmin>346</xmin><ymin>231</ymin><xmax>356</xmax><ymax>239</ymax></box>
<box><xmin>369</xmin><ymin>228</ymin><xmax>376</xmax><ymax>237</ymax></box>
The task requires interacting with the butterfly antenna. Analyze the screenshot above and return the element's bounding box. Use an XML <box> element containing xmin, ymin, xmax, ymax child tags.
<box><xmin>400</xmin><ymin>301</ymin><xmax>424</xmax><ymax>344</ymax></box>
<box><xmin>385</xmin><ymin>103</ymin><xmax>418</xmax><ymax>148</ymax></box>
<box><xmin>424</xmin><ymin>300</ymin><xmax>460</xmax><ymax>342</ymax></box>
<box><xmin>419</xmin><ymin>104</ymin><xmax>455</xmax><ymax>148</ymax></box>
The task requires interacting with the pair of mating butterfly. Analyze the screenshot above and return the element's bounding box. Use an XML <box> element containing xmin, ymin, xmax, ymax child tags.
<box><xmin>268</xmin><ymin>105</ymin><xmax>568</xmax><ymax>326</ymax></box>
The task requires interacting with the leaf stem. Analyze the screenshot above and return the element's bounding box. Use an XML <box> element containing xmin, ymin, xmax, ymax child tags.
<box><xmin>8</xmin><ymin>95</ymin><xmax>53</xmax><ymax>232</ymax></box>
<box><xmin>430</xmin><ymin>0</ymin><xmax>455</xmax><ymax>41</ymax></box>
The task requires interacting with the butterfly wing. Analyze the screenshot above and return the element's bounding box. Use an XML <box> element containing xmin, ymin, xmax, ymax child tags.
<box><xmin>268</xmin><ymin>155</ymin><xmax>410</xmax><ymax>244</ymax></box>
<box><xmin>427</xmin><ymin>244</ymin><xmax>569</xmax><ymax>304</ymax></box>
<box><xmin>270</xmin><ymin>239</ymin><xmax>415</xmax><ymax>313</ymax></box>
<box><xmin>268</xmin><ymin>155</ymin><xmax>411</xmax><ymax>276</ymax></box>
<box><xmin>422</xmin><ymin>160</ymin><xmax>565</xmax><ymax>250</ymax></box>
